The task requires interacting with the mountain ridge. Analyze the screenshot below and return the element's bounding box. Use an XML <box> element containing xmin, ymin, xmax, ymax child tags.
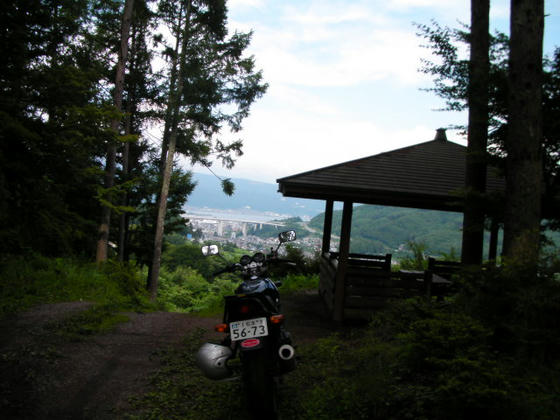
<box><xmin>185</xmin><ymin>172</ymin><xmax>325</xmax><ymax>219</ymax></box>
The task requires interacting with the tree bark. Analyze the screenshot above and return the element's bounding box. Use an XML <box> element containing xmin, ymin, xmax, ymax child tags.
<box><xmin>118</xmin><ymin>102</ymin><xmax>132</xmax><ymax>262</ymax></box>
<box><xmin>461</xmin><ymin>0</ymin><xmax>489</xmax><ymax>265</ymax></box>
<box><xmin>148</xmin><ymin>0</ymin><xmax>191</xmax><ymax>300</ymax></box>
<box><xmin>96</xmin><ymin>0</ymin><xmax>135</xmax><ymax>263</ymax></box>
<box><xmin>503</xmin><ymin>0</ymin><xmax>544</xmax><ymax>266</ymax></box>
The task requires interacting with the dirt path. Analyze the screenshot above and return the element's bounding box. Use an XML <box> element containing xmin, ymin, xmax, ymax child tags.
<box><xmin>1</xmin><ymin>291</ymin><xmax>337</xmax><ymax>419</ymax></box>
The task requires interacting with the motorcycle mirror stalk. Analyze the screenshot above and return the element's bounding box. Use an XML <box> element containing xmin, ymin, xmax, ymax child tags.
<box><xmin>201</xmin><ymin>244</ymin><xmax>230</xmax><ymax>263</ymax></box>
<box><xmin>272</xmin><ymin>230</ymin><xmax>297</xmax><ymax>254</ymax></box>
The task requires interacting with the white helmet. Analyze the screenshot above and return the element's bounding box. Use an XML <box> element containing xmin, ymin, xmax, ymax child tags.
<box><xmin>196</xmin><ymin>343</ymin><xmax>233</xmax><ymax>380</ymax></box>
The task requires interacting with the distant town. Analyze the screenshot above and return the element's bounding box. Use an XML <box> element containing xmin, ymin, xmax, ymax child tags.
<box><xmin>183</xmin><ymin>207</ymin><xmax>330</xmax><ymax>256</ymax></box>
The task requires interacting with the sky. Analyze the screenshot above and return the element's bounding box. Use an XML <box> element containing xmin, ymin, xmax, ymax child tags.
<box><xmin>190</xmin><ymin>0</ymin><xmax>560</xmax><ymax>184</ymax></box>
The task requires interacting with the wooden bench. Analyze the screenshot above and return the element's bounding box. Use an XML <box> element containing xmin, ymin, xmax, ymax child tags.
<box><xmin>424</xmin><ymin>257</ymin><xmax>461</xmax><ymax>298</ymax></box>
<box><xmin>344</xmin><ymin>254</ymin><xmax>395</xmax><ymax>316</ymax></box>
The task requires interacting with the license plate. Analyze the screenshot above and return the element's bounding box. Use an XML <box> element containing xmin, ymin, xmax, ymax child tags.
<box><xmin>230</xmin><ymin>317</ymin><xmax>268</xmax><ymax>341</ymax></box>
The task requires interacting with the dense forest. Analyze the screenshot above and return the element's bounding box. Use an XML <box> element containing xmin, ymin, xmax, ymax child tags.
<box><xmin>0</xmin><ymin>0</ymin><xmax>266</xmax><ymax>297</ymax></box>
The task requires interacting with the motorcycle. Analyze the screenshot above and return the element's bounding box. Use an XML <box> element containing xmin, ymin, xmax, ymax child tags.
<box><xmin>196</xmin><ymin>230</ymin><xmax>298</xmax><ymax>419</ymax></box>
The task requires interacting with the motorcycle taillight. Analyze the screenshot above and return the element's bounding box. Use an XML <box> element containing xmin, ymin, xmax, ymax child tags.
<box><xmin>240</xmin><ymin>305</ymin><xmax>250</xmax><ymax>314</ymax></box>
<box><xmin>214</xmin><ymin>323</ymin><xmax>228</xmax><ymax>333</ymax></box>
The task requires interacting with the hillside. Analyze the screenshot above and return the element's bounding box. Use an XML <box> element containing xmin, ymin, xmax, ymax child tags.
<box><xmin>310</xmin><ymin>204</ymin><xmax>466</xmax><ymax>257</ymax></box>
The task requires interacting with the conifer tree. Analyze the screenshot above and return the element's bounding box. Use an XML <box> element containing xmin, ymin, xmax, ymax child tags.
<box><xmin>148</xmin><ymin>0</ymin><xmax>267</xmax><ymax>299</ymax></box>
<box><xmin>503</xmin><ymin>0</ymin><xmax>545</xmax><ymax>265</ymax></box>
<box><xmin>96</xmin><ymin>0</ymin><xmax>135</xmax><ymax>263</ymax></box>
<box><xmin>461</xmin><ymin>0</ymin><xmax>489</xmax><ymax>265</ymax></box>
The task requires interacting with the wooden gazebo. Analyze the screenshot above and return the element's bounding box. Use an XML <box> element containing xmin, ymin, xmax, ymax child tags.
<box><xmin>277</xmin><ymin>129</ymin><xmax>505</xmax><ymax>321</ymax></box>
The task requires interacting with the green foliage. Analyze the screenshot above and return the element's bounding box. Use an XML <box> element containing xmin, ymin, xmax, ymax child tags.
<box><xmin>398</xmin><ymin>240</ymin><xmax>429</xmax><ymax>270</ymax></box>
<box><xmin>0</xmin><ymin>0</ymin><xmax>123</xmax><ymax>256</ymax></box>
<box><xmin>157</xmin><ymin>266</ymin><xmax>237</xmax><ymax>315</ymax></box>
<box><xmin>160</xmin><ymin>241</ymin><xmax>221</xmax><ymax>279</ymax></box>
<box><xmin>0</xmin><ymin>255</ymin><xmax>151</xmax><ymax>317</ymax></box>
<box><xmin>126</xmin><ymin>165</ymin><xmax>196</xmax><ymax>267</ymax></box>
<box><xmin>285</xmin><ymin>298</ymin><xmax>557</xmax><ymax>419</ymax></box>
<box><xmin>416</xmin><ymin>20</ymin><xmax>560</xmax><ymax>225</ymax></box>
<box><xmin>278</xmin><ymin>274</ymin><xmax>319</xmax><ymax>293</ymax></box>
<box><xmin>121</xmin><ymin>251</ymin><xmax>560</xmax><ymax>419</ymax></box>
<box><xmin>221</xmin><ymin>178</ymin><xmax>235</xmax><ymax>196</ymax></box>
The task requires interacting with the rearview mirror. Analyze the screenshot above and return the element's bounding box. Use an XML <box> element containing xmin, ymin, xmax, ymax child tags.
<box><xmin>278</xmin><ymin>230</ymin><xmax>296</xmax><ymax>243</ymax></box>
<box><xmin>201</xmin><ymin>244</ymin><xmax>219</xmax><ymax>256</ymax></box>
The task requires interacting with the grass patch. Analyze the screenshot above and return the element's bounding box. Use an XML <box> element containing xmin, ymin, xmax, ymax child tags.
<box><xmin>278</xmin><ymin>273</ymin><xmax>319</xmax><ymax>293</ymax></box>
<box><xmin>45</xmin><ymin>304</ymin><xmax>131</xmax><ymax>341</ymax></box>
<box><xmin>0</xmin><ymin>255</ymin><xmax>153</xmax><ymax>318</ymax></box>
<box><xmin>125</xmin><ymin>329</ymin><xmax>247</xmax><ymax>420</ymax></box>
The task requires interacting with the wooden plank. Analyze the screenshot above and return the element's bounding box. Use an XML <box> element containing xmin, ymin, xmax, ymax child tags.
<box><xmin>347</xmin><ymin>266</ymin><xmax>391</xmax><ymax>277</ymax></box>
<box><xmin>345</xmin><ymin>295</ymin><xmax>390</xmax><ymax>309</ymax></box>
<box><xmin>346</xmin><ymin>286</ymin><xmax>404</xmax><ymax>298</ymax></box>
<box><xmin>344</xmin><ymin>307</ymin><xmax>378</xmax><ymax>321</ymax></box>
<box><xmin>347</xmin><ymin>277</ymin><xmax>421</xmax><ymax>289</ymax></box>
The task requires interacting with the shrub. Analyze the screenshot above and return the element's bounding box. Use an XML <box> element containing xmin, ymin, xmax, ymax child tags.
<box><xmin>0</xmin><ymin>255</ymin><xmax>150</xmax><ymax>317</ymax></box>
<box><xmin>278</xmin><ymin>273</ymin><xmax>319</xmax><ymax>293</ymax></box>
<box><xmin>157</xmin><ymin>266</ymin><xmax>237</xmax><ymax>314</ymax></box>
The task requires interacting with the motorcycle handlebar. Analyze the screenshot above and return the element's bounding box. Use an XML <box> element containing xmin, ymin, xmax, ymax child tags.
<box><xmin>267</xmin><ymin>258</ymin><xmax>297</xmax><ymax>266</ymax></box>
<box><xmin>212</xmin><ymin>259</ymin><xmax>296</xmax><ymax>277</ymax></box>
<box><xmin>211</xmin><ymin>263</ymin><xmax>242</xmax><ymax>277</ymax></box>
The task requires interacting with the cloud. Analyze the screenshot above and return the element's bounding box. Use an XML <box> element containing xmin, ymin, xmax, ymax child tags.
<box><xmin>228</xmin><ymin>0</ymin><xmax>265</xmax><ymax>9</ymax></box>
<box><xmin>212</xmin><ymin>104</ymin><xmax>463</xmax><ymax>183</ymax></box>
<box><xmin>231</xmin><ymin>1</ymin><xmax>439</xmax><ymax>88</ymax></box>
<box><xmin>216</xmin><ymin>0</ymin><xmax>475</xmax><ymax>183</ymax></box>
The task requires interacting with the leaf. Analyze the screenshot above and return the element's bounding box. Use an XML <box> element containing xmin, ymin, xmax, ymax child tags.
<box><xmin>221</xmin><ymin>178</ymin><xmax>235</xmax><ymax>196</ymax></box>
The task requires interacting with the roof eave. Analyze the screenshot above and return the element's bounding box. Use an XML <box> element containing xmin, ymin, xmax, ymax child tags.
<box><xmin>278</xmin><ymin>181</ymin><xmax>465</xmax><ymax>212</ymax></box>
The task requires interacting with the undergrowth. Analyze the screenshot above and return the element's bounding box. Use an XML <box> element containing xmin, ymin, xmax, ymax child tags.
<box><xmin>124</xmin><ymin>267</ymin><xmax>560</xmax><ymax>420</ymax></box>
<box><xmin>125</xmin><ymin>328</ymin><xmax>247</xmax><ymax>420</ymax></box>
<box><xmin>0</xmin><ymin>255</ymin><xmax>152</xmax><ymax>317</ymax></box>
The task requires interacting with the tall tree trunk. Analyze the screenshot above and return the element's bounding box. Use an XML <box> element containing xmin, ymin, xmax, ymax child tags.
<box><xmin>96</xmin><ymin>0</ymin><xmax>135</xmax><ymax>263</ymax></box>
<box><xmin>461</xmin><ymin>0</ymin><xmax>490</xmax><ymax>265</ymax></box>
<box><xmin>145</xmin><ymin>8</ymin><xmax>182</xmax><ymax>284</ymax></box>
<box><xmin>148</xmin><ymin>0</ymin><xmax>191</xmax><ymax>300</ymax></box>
<box><xmin>503</xmin><ymin>0</ymin><xmax>544</xmax><ymax>266</ymax></box>
<box><xmin>118</xmin><ymin>102</ymin><xmax>132</xmax><ymax>262</ymax></box>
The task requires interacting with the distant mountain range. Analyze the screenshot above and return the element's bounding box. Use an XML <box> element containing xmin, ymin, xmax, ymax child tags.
<box><xmin>185</xmin><ymin>173</ymin><xmax>326</xmax><ymax>219</ymax></box>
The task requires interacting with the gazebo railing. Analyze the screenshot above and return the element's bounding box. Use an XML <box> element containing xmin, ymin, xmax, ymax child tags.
<box><xmin>319</xmin><ymin>252</ymin><xmax>456</xmax><ymax>320</ymax></box>
<box><xmin>319</xmin><ymin>252</ymin><xmax>394</xmax><ymax>316</ymax></box>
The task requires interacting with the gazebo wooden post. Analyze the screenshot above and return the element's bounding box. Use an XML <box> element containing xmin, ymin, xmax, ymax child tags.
<box><xmin>488</xmin><ymin>217</ymin><xmax>500</xmax><ymax>262</ymax></box>
<box><xmin>322</xmin><ymin>199</ymin><xmax>334</xmax><ymax>255</ymax></box>
<box><xmin>333</xmin><ymin>201</ymin><xmax>353</xmax><ymax>322</ymax></box>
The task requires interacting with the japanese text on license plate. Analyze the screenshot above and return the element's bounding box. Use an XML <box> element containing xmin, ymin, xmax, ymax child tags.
<box><xmin>230</xmin><ymin>317</ymin><xmax>268</xmax><ymax>341</ymax></box>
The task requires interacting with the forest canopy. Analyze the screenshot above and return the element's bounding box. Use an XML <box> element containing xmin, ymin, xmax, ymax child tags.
<box><xmin>0</xmin><ymin>0</ymin><xmax>266</xmax><ymax>273</ymax></box>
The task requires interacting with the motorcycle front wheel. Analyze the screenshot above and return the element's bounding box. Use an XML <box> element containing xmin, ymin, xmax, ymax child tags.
<box><xmin>241</xmin><ymin>348</ymin><xmax>279</xmax><ymax>420</ymax></box>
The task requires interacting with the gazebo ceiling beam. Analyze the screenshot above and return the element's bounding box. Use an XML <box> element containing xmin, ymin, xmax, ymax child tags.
<box><xmin>279</xmin><ymin>184</ymin><xmax>465</xmax><ymax>213</ymax></box>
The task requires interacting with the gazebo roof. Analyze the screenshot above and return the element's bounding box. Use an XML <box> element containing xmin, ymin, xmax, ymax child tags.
<box><xmin>277</xmin><ymin>129</ymin><xmax>505</xmax><ymax>212</ymax></box>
